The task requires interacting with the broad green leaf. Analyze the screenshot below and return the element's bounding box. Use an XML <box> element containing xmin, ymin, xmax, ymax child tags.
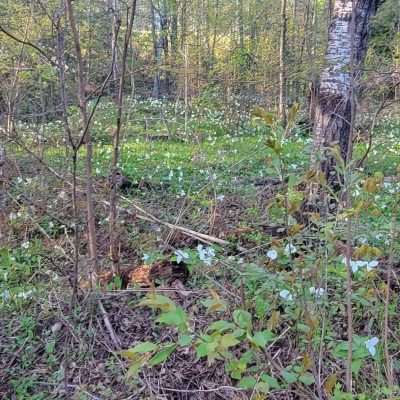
<box><xmin>281</xmin><ymin>369</ymin><xmax>298</xmax><ymax>384</ymax></box>
<box><xmin>299</xmin><ymin>373</ymin><xmax>315</xmax><ymax>386</ymax></box>
<box><xmin>351</xmin><ymin>358</ymin><xmax>362</xmax><ymax>374</ymax></box>
<box><xmin>120</xmin><ymin>342</ymin><xmax>158</xmax><ymax>357</ymax></box>
<box><xmin>178</xmin><ymin>334</ymin><xmax>193</xmax><ymax>346</ymax></box>
<box><xmin>240</xmin><ymin>351</ymin><xmax>254</xmax><ymax>364</ymax></box>
<box><xmin>148</xmin><ymin>344</ymin><xmax>177</xmax><ymax>366</ymax></box>
<box><xmin>332</xmin><ymin>341</ymin><xmax>349</xmax><ymax>359</ymax></box>
<box><xmin>139</xmin><ymin>294</ymin><xmax>176</xmax><ymax>312</ymax></box>
<box><xmin>233</xmin><ymin>310</ymin><xmax>252</xmax><ymax>330</ymax></box>
<box><xmin>260</xmin><ymin>373</ymin><xmax>280</xmax><ymax>389</ymax></box>
<box><xmin>219</xmin><ymin>333</ymin><xmax>240</xmax><ymax>349</ymax></box>
<box><xmin>232</xmin><ymin>328</ymin><xmax>246</xmax><ymax>338</ymax></box>
<box><xmin>238</xmin><ymin>376</ymin><xmax>257</xmax><ymax>389</ymax></box>
<box><xmin>196</xmin><ymin>340</ymin><xmax>218</xmax><ymax>359</ymax></box>
<box><xmin>251</xmin><ymin>330</ymin><xmax>274</xmax><ymax>348</ymax></box>
<box><xmin>227</xmin><ymin>358</ymin><xmax>248</xmax><ymax>380</ymax></box>
<box><xmin>254</xmin><ymin>381</ymin><xmax>270</xmax><ymax>394</ymax></box>
<box><xmin>125</xmin><ymin>354</ymin><xmax>149</xmax><ymax>377</ymax></box>
<box><xmin>156</xmin><ymin>307</ymin><xmax>188</xmax><ymax>332</ymax></box>
<box><xmin>207</xmin><ymin>320</ymin><xmax>235</xmax><ymax>333</ymax></box>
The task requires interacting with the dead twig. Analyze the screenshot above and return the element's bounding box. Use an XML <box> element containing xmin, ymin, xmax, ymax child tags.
<box><xmin>97</xmin><ymin>299</ymin><xmax>121</xmax><ymax>350</ymax></box>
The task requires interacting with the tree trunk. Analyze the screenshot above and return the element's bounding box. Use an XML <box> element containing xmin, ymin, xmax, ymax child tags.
<box><xmin>279</xmin><ymin>0</ymin><xmax>288</xmax><ymax>127</ymax></box>
<box><xmin>312</xmin><ymin>0</ymin><xmax>378</xmax><ymax>184</ymax></box>
<box><xmin>0</xmin><ymin>144</ymin><xmax>6</xmax><ymax>241</ymax></box>
<box><xmin>65</xmin><ymin>0</ymin><xmax>99</xmax><ymax>284</ymax></box>
<box><xmin>109</xmin><ymin>0</ymin><xmax>136</xmax><ymax>276</ymax></box>
<box><xmin>151</xmin><ymin>0</ymin><xmax>163</xmax><ymax>98</ymax></box>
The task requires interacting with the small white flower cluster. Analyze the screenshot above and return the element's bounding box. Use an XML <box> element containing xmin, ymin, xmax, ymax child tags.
<box><xmin>1</xmin><ymin>289</ymin><xmax>35</xmax><ymax>302</ymax></box>
<box><xmin>266</xmin><ymin>244</ymin><xmax>297</xmax><ymax>261</ymax></box>
<box><xmin>279</xmin><ymin>287</ymin><xmax>325</xmax><ymax>302</ymax></box>
<box><xmin>284</xmin><ymin>243</ymin><xmax>297</xmax><ymax>255</ymax></box>
<box><xmin>175</xmin><ymin>249</ymin><xmax>190</xmax><ymax>264</ymax></box>
<box><xmin>309</xmin><ymin>287</ymin><xmax>325</xmax><ymax>298</ymax></box>
<box><xmin>365</xmin><ymin>337</ymin><xmax>379</xmax><ymax>356</ymax></box>
<box><xmin>342</xmin><ymin>258</ymin><xmax>379</xmax><ymax>273</ymax></box>
<box><xmin>266</xmin><ymin>249</ymin><xmax>278</xmax><ymax>260</ymax></box>
<box><xmin>279</xmin><ymin>289</ymin><xmax>293</xmax><ymax>301</ymax></box>
<box><xmin>21</xmin><ymin>241</ymin><xmax>30</xmax><ymax>250</ymax></box>
<box><xmin>197</xmin><ymin>244</ymin><xmax>215</xmax><ymax>266</ymax></box>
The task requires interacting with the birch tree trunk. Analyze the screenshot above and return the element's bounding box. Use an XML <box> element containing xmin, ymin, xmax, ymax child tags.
<box><xmin>0</xmin><ymin>144</ymin><xmax>5</xmax><ymax>241</ymax></box>
<box><xmin>279</xmin><ymin>0</ymin><xmax>288</xmax><ymax>127</ymax></box>
<box><xmin>151</xmin><ymin>0</ymin><xmax>163</xmax><ymax>98</ymax></box>
<box><xmin>312</xmin><ymin>0</ymin><xmax>378</xmax><ymax>184</ymax></box>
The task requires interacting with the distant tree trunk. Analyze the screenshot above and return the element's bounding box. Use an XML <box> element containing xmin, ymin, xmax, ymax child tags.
<box><xmin>0</xmin><ymin>144</ymin><xmax>5</xmax><ymax>241</ymax></box>
<box><xmin>151</xmin><ymin>0</ymin><xmax>163</xmax><ymax>98</ymax></box>
<box><xmin>308</xmin><ymin>0</ymin><xmax>318</xmax><ymax>123</ymax></box>
<box><xmin>312</xmin><ymin>0</ymin><xmax>378</xmax><ymax>184</ymax></box>
<box><xmin>108</xmin><ymin>0</ymin><xmax>119</xmax><ymax>96</ymax></box>
<box><xmin>279</xmin><ymin>0</ymin><xmax>288</xmax><ymax>127</ymax></box>
<box><xmin>237</xmin><ymin>0</ymin><xmax>244</xmax><ymax>52</ymax></box>
<box><xmin>109</xmin><ymin>0</ymin><xmax>136</xmax><ymax>276</ymax></box>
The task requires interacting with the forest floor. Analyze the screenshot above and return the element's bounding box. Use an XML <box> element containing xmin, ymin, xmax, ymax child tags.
<box><xmin>1</xmin><ymin>99</ymin><xmax>400</xmax><ymax>400</ymax></box>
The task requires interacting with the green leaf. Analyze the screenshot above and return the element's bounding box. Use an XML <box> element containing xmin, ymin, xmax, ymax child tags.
<box><xmin>207</xmin><ymin>320</ymin><xmax>235</xmax><ymax>333</ymax></box>
<box><xmin>238</xmin><ymin>376</ymin><xmax>257</xmax><ymax>389</ymax></box>
<box><xmin>120</xmin><ymin>341</ymin><xmax>158</xmax><ymax>357</ymax></box>
<box><xmin>127</xmin><ymin>359</ymin><xmax>145</xmax><ymax>377</ymax></box>
<box><xmin>240</xmin><ymin>351</ymin><xmax>254</xmax><ymax>364</ymax></box>
<box><xmin>282</xmin><ymin>369</ymin><xmax>298</xmax><ymax>384</ymax></box>
<box><xmin>227</xmin><ymin>358</ymin><xmax>248</xmax><ymax>380</ymax></box>
<box><xmin>156</xmin><ymin>307</ymin><xmax>188</xmax><ymax>332</ymax></box>
<box><xmin>254</xmin><ymin>381</ymin><xmax>270</xmax><ymax>394</ymax></box>
<box><xmin>233</xmin><ymin>310</ymin><xmax>252</xmax><ymax>330</ymax></box>
<box><xmin>201</xmin><ymin>298</ymin><xmax>227</xmax><ymax>313</ymax></box>
<box><xmin>125</xmin><ymin>353</ymin><xmax>149</xmax><ymax>377</ymax></box>
<box><xmin>220</xmin><ymin>333</ymin><xmax>240</xmax><ymax>349</ymax></box>
<box><xmin>232</xmin><ymin>328</ymin><xmax>246</xmax><ymax>338</ymax></box>
<box><xmin>333</xmin><ymin>341</ymin><xmax>349</xmax><ymax>359</ymax></box>
<box><xmin>255</xmin><ymin>296</ymin><xmax>269</xmax><ymax>319</ymax></box>
<box><xmin>351</xmin><ymin>358</ymin><xmax>363</xmax><ymax>374</ymax></box>
<box><xmin>260</xmin><ymin>373</ymin><xmax>280</xmax><ymax>389</ymax></box>
<box><xmin>251</xmin><ymin>330</ymin><xmax>274</xmax><ymax>348</ymax></box>
<box><xmin>299</xmin><ymin>373</ymin><xmax>315</xmax><ymax>386</ymax></box>
<box><xmin>139</xmin><ymin>294</ymin><xmax>176</xmax><ymax>312</ymax></box>
<box><xmin>196</xmin><ymin>340</ymin><xmax>218</xmax><ymax>359</ymax></box>
<box><xmin>148</xmin><ymin>344</ymin><xmax>177</xmax><ymax>366</ymax></box>
<box><xmin>178</xmin><ymin>334</ymin><xmax>193</xmax><ymax>347</ymax></box>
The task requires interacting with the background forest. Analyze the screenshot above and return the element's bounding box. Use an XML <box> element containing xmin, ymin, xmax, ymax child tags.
<box><xmin>0</xmin><ymin>0</ymin><xmax>400</xmax><ymax>399</ymax></box>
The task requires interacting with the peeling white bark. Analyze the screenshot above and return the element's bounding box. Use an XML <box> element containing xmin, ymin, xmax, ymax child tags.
<box><xmin>313</xmin><ymin>0</ymin><xmax>377</xmax><ymax>177</ymax></box>
<box><xmin>0</xmin><ymin>144</ymin><xmax>6</xmax><ymax>240</ymax></box>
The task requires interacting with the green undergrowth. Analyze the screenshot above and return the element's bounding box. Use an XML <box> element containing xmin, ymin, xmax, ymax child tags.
<box><xmin>2</xmin><ymin>99</ymin><xmax>400</xmax><ymax>399</ymax></box>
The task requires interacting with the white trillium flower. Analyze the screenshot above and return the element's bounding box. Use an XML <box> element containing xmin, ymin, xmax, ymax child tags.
<box><xmin>197</xmin><ymin>244</ymin><xmax>215</xmax><ymax>266</ymax></box>
<box><xmin>365</xmin><ymin>337</ymin><xmax>379</xmax><ymax>356</ymax></box>
<box><xmin>349</xmin><ymin>260</ymin><xmax>367</xmax><ymax>273</ymax></box>
<box><xmin>266</xmin><ymin>249</ymin><xmax>278</xmax><ymax>260</ymax></box>
<box><xmin>279</xmin><ymin>289</ymin><xmax>293</xmax><ymax>301</ymax></box>
<box><xmin>175</xmin><ymin>250</ymin><xmax>190</xmax><ymax>264</ymax></box>
<box><xmin>216</xmin><ymin>195</ymin><xmax>225</xmax><ymax>201</ymax></box>
<box><xmin>367</xmin><ymin>260</ymin><xmax>379</xmax><ymax>271</ymax></box>
<box><xmin>284</xmin><ymin>243</ymin><xmax>297</xmax><ymax>255</ymax></box>
<box><xmin>17</xmin><ymin>290</ymin><xmax>34</xmax><ymax>300</ymax></box>
<box><xmin>309</xmin><ymin>287</ymin><xmax>325</xmax><ymax>298</ymax></box>
<box><xmin>344</xmin><ymin>258</ymin><xmax>379</xmax><ymax>273</ymax></box>
<box><xmin>1</xmin><ymin>289</ymin><xmax>10</xmax><ymax>301</ymax></box>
